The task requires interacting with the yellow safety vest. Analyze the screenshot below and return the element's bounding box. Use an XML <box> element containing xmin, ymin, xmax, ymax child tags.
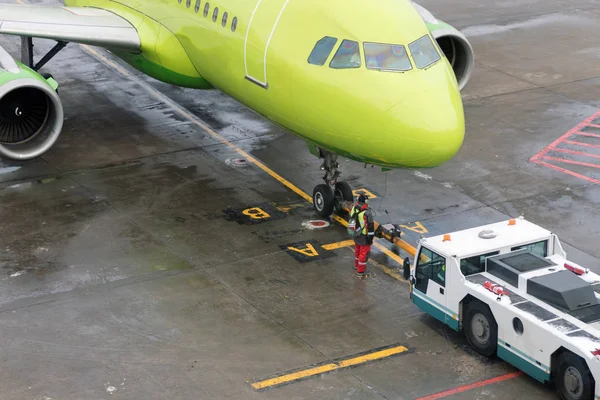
<box><xmin>350</xmin><ymin>207</ymin><xmax>367</xmax><ymax>235</ymax></box>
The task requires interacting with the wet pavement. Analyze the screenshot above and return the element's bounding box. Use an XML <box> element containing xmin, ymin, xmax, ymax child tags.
<box><xmin>2</xmin><ymin>0</ymin><xmax>600</xmax><ymax>398</ymax></box>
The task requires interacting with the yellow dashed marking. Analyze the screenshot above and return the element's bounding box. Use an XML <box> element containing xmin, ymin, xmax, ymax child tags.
<box><xmin>248</xmin><ymin>344</ymin><xmax>408</xmax><ymax>390</ymax></box>
<box><xmin>321</xmin><ymin>240</ymin><xmax>354</xmax><ymax>250</ymax></box>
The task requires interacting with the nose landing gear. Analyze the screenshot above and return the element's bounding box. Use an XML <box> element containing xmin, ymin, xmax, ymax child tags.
<box><xmin>312</xmin><ymin>151</ymin><xmax>354</xmax><ymax>217</ymax></box>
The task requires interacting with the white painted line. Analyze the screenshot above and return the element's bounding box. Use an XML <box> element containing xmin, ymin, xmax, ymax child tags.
<box><xmin>244</xmin><ymin>0</ymin><xmax>263</xmax><ymax>79</ymax></box>
<box><xmin>263</xmin><ymin>0</ymin><xmax>290</xmax><ymax>85</ymax></box>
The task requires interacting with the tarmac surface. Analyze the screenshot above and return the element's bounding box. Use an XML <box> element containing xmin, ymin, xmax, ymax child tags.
<box><xmin>2</xmin><ymin>0</ymin><xmax>600</xmax><ymax>398</ymax></box>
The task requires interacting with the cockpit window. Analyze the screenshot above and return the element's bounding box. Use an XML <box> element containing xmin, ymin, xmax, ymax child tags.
<box><xmin>329</xmin><ymin>40</ymin><xmax>361</xmax><ymax>69</ymax></box>
<box><xmin>364</xmin><ymin>43</ymin><xmax>412</xmax><ymax>72</ymax></box>
<box><xmin>308</xmin><ymin>36</ymin><xmax>338</xmax><ymax>66</ymax></box>
<box><xmin>409</xmin><ymin>35</ymin><xmax>441</xmax><ymax>69</ymax></box>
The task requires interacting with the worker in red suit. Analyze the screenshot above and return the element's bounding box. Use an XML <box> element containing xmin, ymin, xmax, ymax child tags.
<box><xmin>348</xmin><ymin>193</ymin><xmax>375</xmax><ymax>278</ymax></box>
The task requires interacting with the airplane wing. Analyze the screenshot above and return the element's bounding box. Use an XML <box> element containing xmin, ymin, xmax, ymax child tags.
<box><xmin>0</xmin><ymin>4</ymin><xmax>140</xmax><ymax>52</ymax></box>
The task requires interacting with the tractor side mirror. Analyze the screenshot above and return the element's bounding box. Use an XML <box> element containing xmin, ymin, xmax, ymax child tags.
<box><xmin>403</xmin><ymin>257</ymin><xmax>411</xmax><ymax>280</ymax></box>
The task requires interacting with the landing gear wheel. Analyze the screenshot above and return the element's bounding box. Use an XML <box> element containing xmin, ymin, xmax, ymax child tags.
<box><xmin>334</xmin><ymin>181</ymin><xmax>353</xmax><ymax>202</ymax></box>
<box><xmin>464</xmin><ymin>301</ymin><xmax>498</xmax><ymax>357</ymax></box>
<box><xmin>555</xmin><ymin>352</ymin><xmax>594</xmax><ymax>400</ymax></box>
<box><xmin>313</xmin><ymin>184</ymin><xmax>335</xmax><ymax>217</ymax></box>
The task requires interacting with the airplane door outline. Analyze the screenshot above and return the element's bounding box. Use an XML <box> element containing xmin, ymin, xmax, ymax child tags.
<box><xmin>244</xmin><ymin>0</ymin><xmax>291</xmax><ymax>89</ymax></box>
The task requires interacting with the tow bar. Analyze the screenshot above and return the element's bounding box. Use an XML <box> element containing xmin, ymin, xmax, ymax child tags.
<box><xmin>335</xmin><ymin>199</ymin><xmax>415</xmax><ymax>257</ymax></box>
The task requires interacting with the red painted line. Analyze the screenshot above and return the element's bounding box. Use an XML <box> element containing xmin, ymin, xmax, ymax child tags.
<box><xmin>416</xmin><ymin>371</ymin><xmax>524</xmax><ymax>400</ymax></box>
<box><xmin>541</xmin><ymin>155</ymin><xmax>600</xmax><ymax>169</ymax></box>
<box><xmin>550</xmin><ymin>147</ymin><xmax>600</xmax><ymax>159</ymax></box>
<box><xmin>529</xmin><ymin>109</ymin><xmax>600</xmax><ymax>162</ymax></box>
<box><xmin>574</xmin><ymin>131</ymin><xmax>600</xmax><ymax>139</ymax></box>
<box><xmin>532</xmin><ymin>159</ymin><xmax>600</xmax><ymax>184</ymax></box>
<box><xmin>563</xmin><ymin>140</ymin><xmax>600</xmax><ymax>150</ymax></box>
<box><xmin>587</xmin><ymin>123</ymin><xmax>600</xmax><ymax>129</ymax></box>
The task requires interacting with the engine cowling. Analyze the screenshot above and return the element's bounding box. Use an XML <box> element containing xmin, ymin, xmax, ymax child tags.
<box><xmin>429</xmin><ymin>23</ymin><xmax>474</xmax><ymax>91</ymax></box>
<box><xmin>411</xmin><ymin>2</ymin><xmax>474</xmax><ymax>91</ymax></box>
<box><xmin>0</xmin><ymin>46</ymin><xmax>63</xmax><ymax>160</ymax></box>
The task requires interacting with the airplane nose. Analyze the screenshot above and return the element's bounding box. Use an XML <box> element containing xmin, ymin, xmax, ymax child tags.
<box><xmin>387</xmin><ymin>73</ymin><xmax>465</xmax><ymax>168</ymax></box>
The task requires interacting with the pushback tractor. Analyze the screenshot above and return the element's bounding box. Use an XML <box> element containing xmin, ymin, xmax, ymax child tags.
<box><xmin>401</xmin><ymin>217</ymin><xmax>600</xmax><ymax>400</ymax></box>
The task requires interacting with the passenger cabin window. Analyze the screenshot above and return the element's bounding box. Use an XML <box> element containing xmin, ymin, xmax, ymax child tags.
<box><xmin>186</xmin><ymin>0</ymin><xmax>191</xmax><ymax>8</ymax></box>
<box><xmin>212</xmin><ymin>7</ymin><xmax>219</xmax><ymax>22</ymax></box>
<box><xmin>231</xmin><ymin>16</ymin><xmax>238</xmax><ymax>32</ymax></box>
<box><xmin>329</xmin><ymin>40</ymin><xmax>361</xmax><ymax>69</ymax></box>
<box><xmin>409</xmin><ymin>35</ymin><xmax>441</xmax><ymax>69</ymax></box>
<box><xmin>460</xmin><ymin>251</ymin><xmax>499</xmax><ymax>276</ymax></box>
<box><xmin>194</xmin><ymin>0</ymin><xmax>200</xmax><ymax>13</ymax></box>
<box><xmin>511</xmin><ymin>240</ymin><xmax>548</xmax><ymax>258</ymax></box>
<box><xmin>222</xmin><ymin>12</ymin><xmax>228</xmax><ymax>27</ymax></box>
<box><xmin>364</xmin><ymin>43</ymin><xmax>412</xmax><ymax>71</ymax></box>
<box><xmin>203</xmin><ymin>3</ymin><xmax>210</xmax><ymax>17</ymax></box>
<box><xmin>308</xmin><ymin>36</ymin><xmax>338</xmax><ymax>66</ymax></box>
<box><xmin>415</xmin><ymin>247</ymin><xmax>446</xmax><ymax>292</ymax></box>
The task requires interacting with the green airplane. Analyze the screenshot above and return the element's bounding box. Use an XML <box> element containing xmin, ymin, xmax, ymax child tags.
<box><xmin>0</xmin><ymin>0</ymin><xmax>473</xmax><ymax>216</ymax></box>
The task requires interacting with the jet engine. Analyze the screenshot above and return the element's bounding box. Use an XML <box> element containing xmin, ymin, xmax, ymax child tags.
<box><xmin>430</xmin><ymin>25</ymin><xmax>474</xmax><ymax>91</ymax></box>
<box><xmin>412</xmin><ymin>1</ymin><xmax>474</xmax><ymax>91</ymax></box>
<box><xmin>0</xmin><ymin>46</ymin><xmax>63</xmax><ymax>160</ymax></box>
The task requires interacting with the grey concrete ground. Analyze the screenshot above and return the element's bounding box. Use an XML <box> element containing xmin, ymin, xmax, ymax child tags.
<box><xmin>1</xmin><ymin>0</ymin><xmax>600</xmax><ymax>399</ymax></box>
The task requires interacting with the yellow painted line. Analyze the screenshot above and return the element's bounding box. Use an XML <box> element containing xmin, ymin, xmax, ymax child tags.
<box><xmin>368</xmin><ymin>258</ymin><xmax>406</xmax><ymax>282</ymax></box>
<box><xmin>337</xmin><ymin>345</ymin><xmax>408</xmax><ymax>367</ymax></box>
<box><xmin>322</xmin><ymin>240</ymin><xmax>354</xmax><ymax>250</ymax></box>
<box><xmin>374</xmin><ymin>242</ymin><xmax>406</xmax><ymax>265</ymax></box>
<box><xmin>250</xmin><ymin>363</ymin><xmax>338</xmax><ymax>390</ymax></box>
<box><xmin>81</xmin><ymin>45</ymin><xmax>313</xmax><ymax>204</ymax></box>
<box><xmin>389</xmin><ymin>238</ymin><xmax>417</xmax><ymax>258</ymax></box>
<box><xmin>275</xmin><ymin>203</ymin><xmax>305</xmax><ymax>212</ymax></box>
<box><xmin>249</xmin><ymin>344</ymin><xmax>408</xmax><ymax>390</ymax></box>
<box><xmin>332</xmin><ymin>214</ymin><xmax>348</xmax><ymax>227</ymax></box>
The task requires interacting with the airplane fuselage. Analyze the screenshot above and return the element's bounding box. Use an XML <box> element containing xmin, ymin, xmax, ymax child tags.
<box><xmin>65</xmin><ymin>0</ymin><xmax>466</xmax><ymax>168</ymax></box>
